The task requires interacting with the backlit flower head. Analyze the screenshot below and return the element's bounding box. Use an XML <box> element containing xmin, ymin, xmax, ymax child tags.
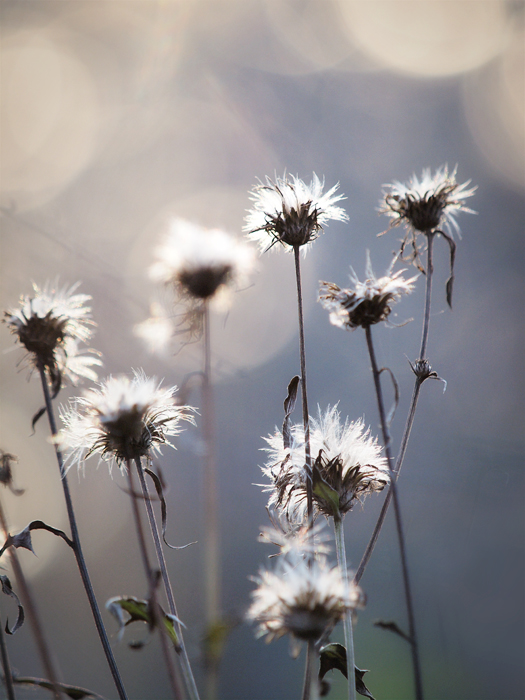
<box><xmin>3</xmin><ymin>282</ymin><xmax>101</xmax><ymax>395</ymax></box>
<box><xmin>261</xmin><ymin>406</ymin><xmax>388</xmax><ymax>520</ymax></box>
<box><xmin>259</xmin><ymin>511</ymin><xmax>331</xmax><ymax>559</ymax></box>
<box><xmin>380</xmin><ymin>165</ymin><xmax>476</xmax><ymax>236</ymax></box>
<box><xmin>145</xmin><ymin>218</ymin><xmax>255</xmax><ymax>340</ymax></box>
<box><xmin>319</xmin><ymin>253</ymin><xmax>418</xmax><ymax>330</ymax></box>
<box><xmin>244</xmin><ymin>173</ymin><xmax>348</xmax><ymax>253</ymax></box>
<box><xmin>247</xmin><ymin>553</ymin><xmax>364</xmax><ymax>644</ymax></box>
<box><xmin>57</xmin><ymin>369</ymin><xmax>196</xmax><ymax>471</ymax></box>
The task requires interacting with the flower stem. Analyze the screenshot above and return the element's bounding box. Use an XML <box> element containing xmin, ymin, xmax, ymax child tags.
<box><xmin>126</xmin><ymin>462</ymin><xmax>182</xmax><ymax>699</ymax></box>
<box><xmin>0</xmin><ymin>611</ymin><xmax>15</xmax><ymax>700</ymax></box>
<box><xmin>333</xmin><ymin>516</ymin><xmax>356</xmax><ymax>700</ymax></box>
<box><xmin>307</xmin><ymin>640</ymin><xmax>320</xmax><ymax>700</ymax></box>
<box><xmin>38</xmin><ymin>365</ymin><xmax>128</xmax><ymax>700</ymax></box>
<box><xmin>134</xmin><ymin>458</ymin><xmax>201</xmax><ymax>700</ymax></box>
<box><xmin>0</xmin><ymin>498</ymin><xmax>63</xmax><ymax>699</ymax></box>
<box><xmin>293</xmin><ymin>246</ymin><xmax>313</xmax><ymax>529</ymax></box>
<box><xmin>355</xmin><ymin>234</ymin><xmax>435</xmax><ymax>584</ymax></box>
<box><xmin>362</xmin><ymin>326</ymin><xmax>424</xmax><ymax>700</ymax></box>
<box><xmin>202</xmin><ymin>302</ymin><xmax>220</xmax><ymax>700</ymax></box>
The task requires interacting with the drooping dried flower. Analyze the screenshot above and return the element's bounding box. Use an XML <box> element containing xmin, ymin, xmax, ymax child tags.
<box><xmin>57</xmin><ymin>369</ymin><xmax>196</xmax><ymax>471</ymax></box>
<box><xmin>261</xmin><ymin>406</ymin><xmax>388</xmax><ymax>520</ymax></box>
<box><xmin>247</xmin><ymin>553</ymin><xmax>363</xmax><ymax>644</ymax></box>
<box><xmin>3</xmin><ymin>282</ymin><xmax>101</xmax><ymax>395</ymax></box>
<box><xmin>319</xmin><ymin>253</ymin><xmax>417</xmax><ymax>330</ymax></box>
<box><xmin>244</xmin><ymin>173</ymin><xmax>348</xmax><ymax>253</ymax></box>
<box><xmin>259</xmin><ymin>510</ymin><xmax>331</xmax><ymax>559</ymax></box>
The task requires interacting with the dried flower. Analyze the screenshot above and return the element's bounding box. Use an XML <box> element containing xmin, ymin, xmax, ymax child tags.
<box><xmin>319</xmin><ymin>253</ymin><xmax>417</xmax><ymax>330</ymax></box>
<box><xmin>259</xmin><ymin>511</ymin><xmax>331</xmax><ymax>558</ymax></box>
<box><xmin>380</xmin><ymin>165</ymin><xmax>476</xmax><ymax>237</ymax></box>
<box><xmin>0</xmin><ymin>450</ymin><xmax>24</xmax><ymax>495</ymax></box>
<box><xmin>261</xmin><ymin>406</ymin><xmax>388</xmax><ymax>520</ymax></box>
<box><xmin>57</xmin><ymin>369</ymin><xmax>196</xmax><ymax>471</ymax></box>
<box><xmin>244</xmin><ymin>173</ymin><xmax>348</xmax><ymax>253</ymax></box>
<box><xmin>247</xmin><ymin>554</ymin><xmax>363</xmax><ymax>644</ymax></box>
<box><xmin>3</xmin><ymin>282</ymin><xmax>101</xmax><ymax>394</ymax></box>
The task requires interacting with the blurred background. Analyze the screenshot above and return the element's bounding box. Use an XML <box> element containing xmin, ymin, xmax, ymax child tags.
<box><xmin>0</xmin><ymin>1</ymin><xmax>523</xmax><ymax>699</ymax></box>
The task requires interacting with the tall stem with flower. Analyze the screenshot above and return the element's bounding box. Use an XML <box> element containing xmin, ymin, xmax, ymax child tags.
<box><xmin>3</xmin><ymin>282</ymin><xmax>127</xmax><ymax>700</ymax></box>
<box><xmin>57</xmin><ymin>370</ymin><xmax>200</xmax><ymax>700</ymax></box>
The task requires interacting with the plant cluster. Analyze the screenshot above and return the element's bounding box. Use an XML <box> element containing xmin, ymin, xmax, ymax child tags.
<box><xmin>0</xmin><ymin>166</ymin><xmax>474</xmax><ymax>700</ymax></box>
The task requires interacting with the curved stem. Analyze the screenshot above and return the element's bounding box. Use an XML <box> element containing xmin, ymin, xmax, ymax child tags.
<box><xmin>333</xmin><ymin>516</ymin><xmax>356</xmax><ymax>700</ymax></box>
<box><xmin>38</xmin><ymin>366</ymin><xmax>128</xmax><ymax>700</ymax></box>
<box><xmin>355</xmin><ymin>235</ymin><xmax>435</xmax><ymax>583</ymax></box>
<box><xmin>126</xmin><ymin>462</ymin><xmax>182</xmax><ymax>699</ymax></box>
<box><xmin>0</xmin><ymin>499</ymin><xmax>63</xmax><ymax>699</ymax></box>
<box><xmin>362</xmin><ymin>327</ymin><xmax>424</xmax><ymax>700</ymax></box>
<box><xmin>134</xmin><ymin>458</ymin><xmax>201</xmax><ymax>700</ymax></box>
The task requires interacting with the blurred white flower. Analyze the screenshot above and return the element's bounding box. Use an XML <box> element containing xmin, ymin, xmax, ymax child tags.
<box><xmin>3</xmin><ymin>281</ymin><xmax>101</xmax><ymax>393</ymax></box>
<box><xmin>150</xmin><ymin>218</ymin><xmax>254</xmax><ymax>301</ymax></box>
<box><xmin>247</xmin><ymin>553</ymin><xmax>363</xmax><ymax>643</ymax></box>
<box><xmin>380</xmin><ymin>165</ymin><xmax>476</xmax><ymax>236</ymax></box>
<box><xmin>261</xmin><ymin>406</ymin><xmax>388</xmax><ymax>519</ymax></box>
<box><xmin>139</xmin><ymin>219</ymin><xmax>255</xmax><ymax>344</ymax></box>
<box><xmin>319</xmin><ymin>253</ymin><xmax>418</xmax><ymax>329</ymax></box>
<box><xmin>57</xmin><ymin>369</ymin><xmax>196</xmax><ymax>470</ymax></box>
<box><xmin>244</xmin><ymin>173</ymin><xmax>348</xmax><ymax>253</ymax></box>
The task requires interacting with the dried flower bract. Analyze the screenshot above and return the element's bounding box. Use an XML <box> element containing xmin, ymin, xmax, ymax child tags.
<box><xmin>3</xmin><ymin>282</ymin><xmax>101</xmax><ymax>394</ymax></box>
<box><xmin>247</xmin><ymin>554</ymin><xmax>363</xmax><ymax>644</ymax></box>
<box><xmin>245</xmin><ymin>173</ymin><xmax>348</xmax><ymax>253</ymax></box>
<box><xmin>320</xmin><ymin>254</ymin><xmax>417</xmax><ymax>330</ymax></box>
<box><xmin>57</xmin><ymin>369</ymin><xmax>196</xmax><ymax>470</ymax></box>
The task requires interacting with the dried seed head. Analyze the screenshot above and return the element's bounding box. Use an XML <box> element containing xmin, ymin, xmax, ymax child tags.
<box><xmin>57</xmin><ymin>369</ymin><xmax>196</xmax><ymax>471</ymax></box>
<box><xmin>247</xmin><ymin>554</ymin><xmax>364</xmax><ymax>643</ymax></box>
<box><xmin>3</xmin><ymin>282</ymin><xmax>101</xmax><ymax>394</ymax></box>
<box><xmin>320</xmin><ymin>254</ymin><xmax>417</xmax><ymax>330</ymax></box>
<box><xmin>245</xmin><ymin>173</ymin><xmax>348</xmax><ymax>253</ymax></box>
<box><xmin>261</xmin><ymin>406</ymin><xmax>388</xmax><ymax>520</ymax></box>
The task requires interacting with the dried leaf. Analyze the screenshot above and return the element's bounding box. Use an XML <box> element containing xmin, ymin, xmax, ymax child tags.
<box><xmin>318</xmin><ymin>643</ymin><xmax>375</xmax><ymax>699</ymax></box>
<box><xmin>378</xmin><ymin>367</ymin><xmax>400</xmax><ymax>427</ymax></box>
<box><xmin>106</xmin><ymin>595</ymin><xmax>181</xmax><ymax>651</ymax></box>
<box><xmin>282</xmin><ymin>376</ymin><xmax>300</xmax><ymax>450</ymax></box>
<box><xmin>0</xmin><ymin>574</ymin><xmax>24</xmax><ymax>634</ymax></box>
<box><xmin>374</xmin><ymin>619</ymin><xmax>412</xmax><ymax>644</ymax></box>
<box><xmin>145</xmin><ymin>467</ymin><xmax>196</xmax><ymax>551</ymax></box>
<box><xmin>13</xmin><ymin>676</ymin><xmax>105</xmax><ymax>699</ymax></box>
<box><xmin>31</xmin><ymin>406</ymin><xmax>47</xmax><ymax>432</ymax></box>
<box><xmin>438</xmin><ymin>229</ymin><xmax>456</xmax><ymax>308</ymax></box>
<box><xmin>0</xmin><ymin>520</ymin><xmax>74</xmax><ymax>558</ymax></box>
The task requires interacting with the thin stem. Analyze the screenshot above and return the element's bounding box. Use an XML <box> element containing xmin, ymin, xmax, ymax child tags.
<box><xmin>293</xmin><ymin>246</ymin><xmax>313</xmax><ymax>529</ymax></box>
<box><xmin>362</xmin><ymin>326</ymin><xmax>424</xmax><ymax>700</ymax></box>
<box><xmin>355</xmin><ymin>235</ymin><xmax>435</xmax><ymax>583</ymax></box>
<box><xmin>307</xmin><ymin>640</ymin><xmax>320</xmax><ymax>700</ymax></box>
<box><xmin>301</xmin><ymin>647</ymin><xmax>311</xmax><ymax>700</ymax></box>
<box><xmin>333</xmin><ymin>516</ymin><xmax>356</xmax><ymax>700</ymax></box>
<box><xmin>0</xmin><ymin>612</ymin><xmax>15</xmax><ymax>700</ymax></box>
<box><xmin>134</xmin><ymin>458</ymin><xmax>201</xmax><ymax>700</ymax></box>
<box><xmin>126</xmin><ymin>462</ymin><xmax>182</xmax><ymax>700</ymax></box>
<box><xmin>38</xmin><ymin>366</ymin><xmax>128</xmax><ymax>700</ymax></box>
<box><xmin>0</xmin><ymin>499</ymin><xmax>62</xmax><ymax>699</ymax></box>
<box><xmin>202</xmin><ymin>302</ymin><xmax>220</xmax><ymax>700</ymax></box>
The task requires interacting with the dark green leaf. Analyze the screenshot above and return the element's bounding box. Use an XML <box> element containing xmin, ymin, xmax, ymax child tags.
<box><xmin>282</xmin><ymin>376</ymin><xmax>300</xmax><ymax>449</ymax></box>
<box><xmin>0</xmin><ymin>575</ymin><xmax>24</xmax><ymax>634</ymax></box>
<box><xmin>13</xmin><ymin>676</ymin><xmax>105</xmax><ymax>699</ymax></box>
<box><xmin>374</xmin><ymin>619</ymin><xmax>412</xmax><ymax>644</ymax></box>
<box><xmin>318</xmin><ymin>644</ymin><xmax>375</xmax><ymax>699</ymax></box>
<box><xmin>145</xmin><ymin>467</ymin><xmax>196</xmax><ymax>551</ymax></box>
<box><xmin>0</xmin><ymin>520</ymin><xmax>74</xmax><ymax>558</ymax></box>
